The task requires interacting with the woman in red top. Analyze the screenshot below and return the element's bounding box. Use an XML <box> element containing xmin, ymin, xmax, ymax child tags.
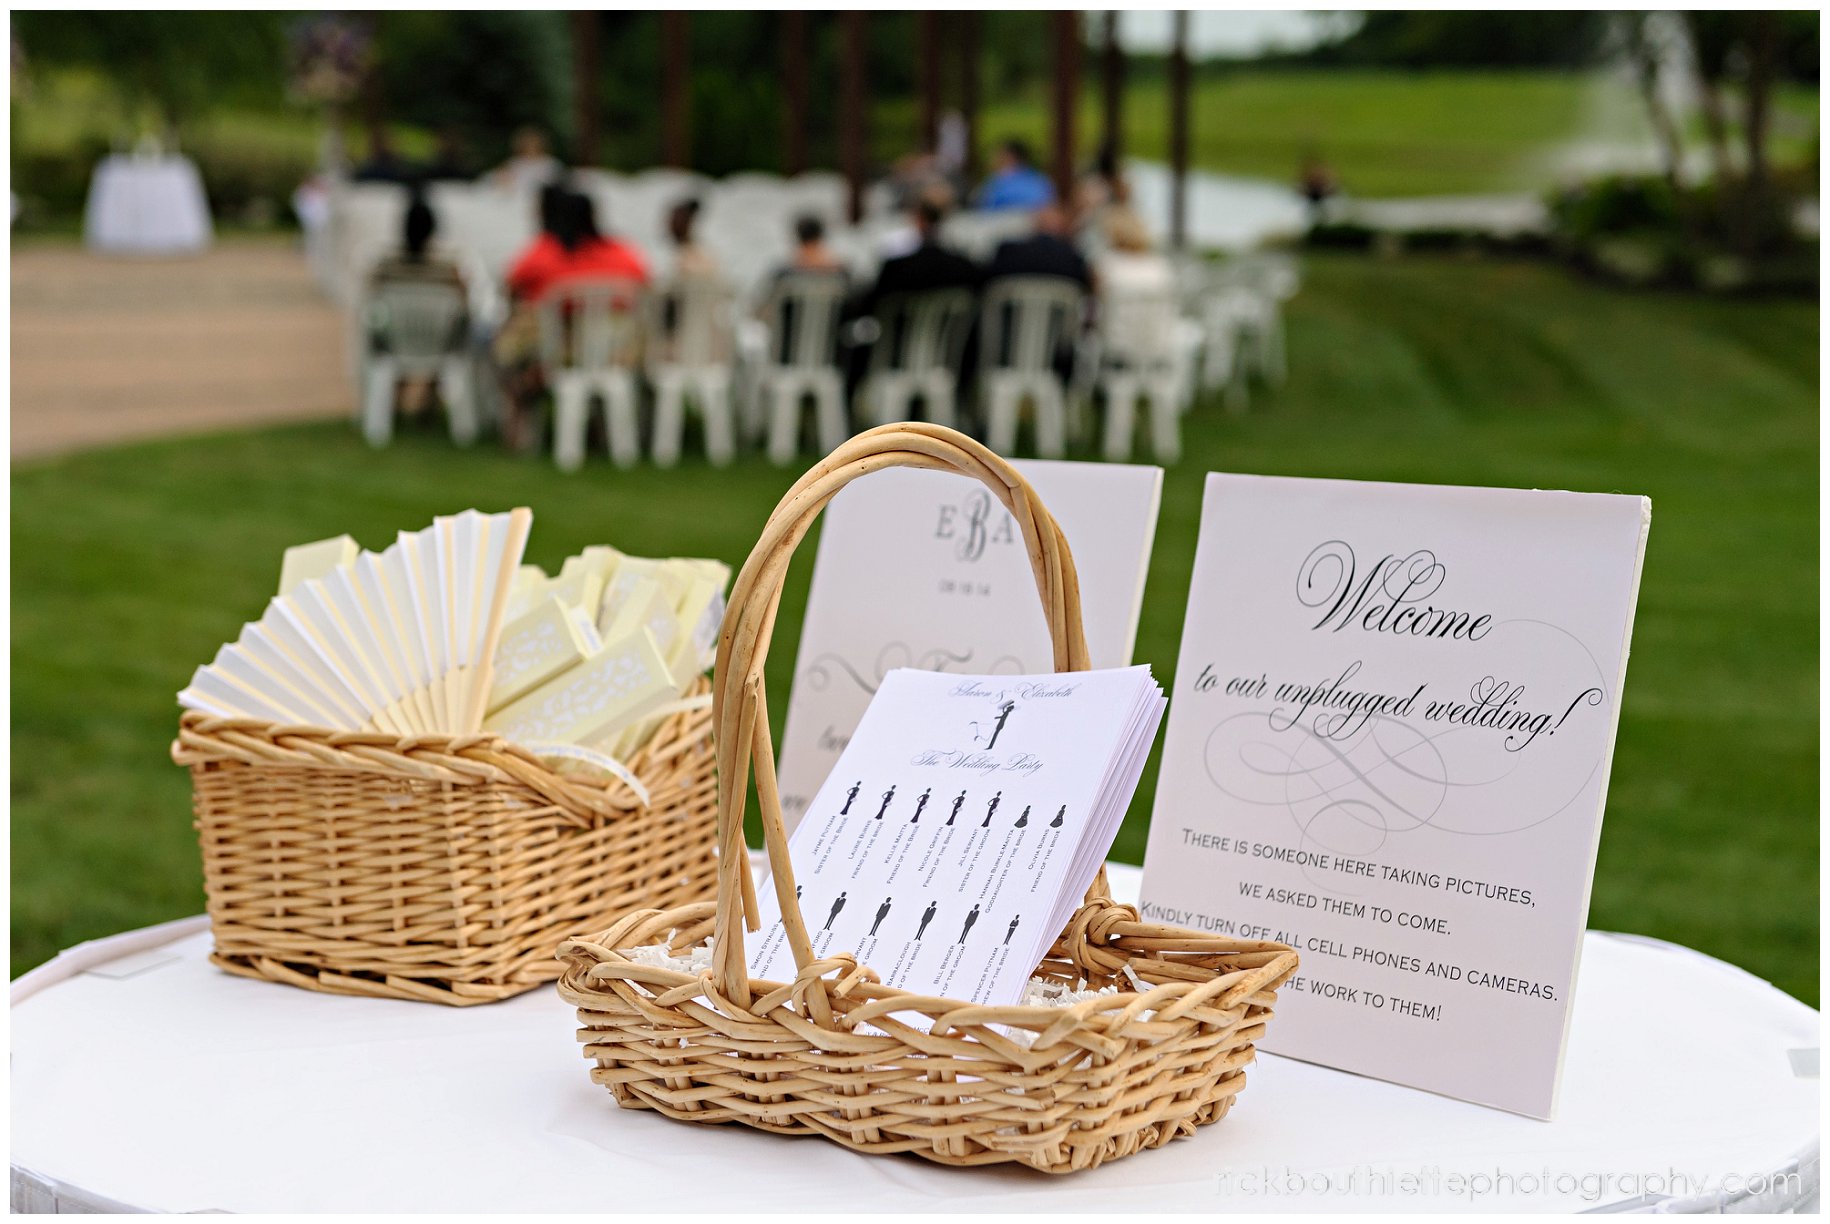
<box><xmin>496</xmin><ymin>189</ymin><xmax>650</xmax><ymax>448</ymax></box>
<box><xmin>505</xmin><ymin>190</ymin><xmax>648</xmax><ymax>302</ymax></box>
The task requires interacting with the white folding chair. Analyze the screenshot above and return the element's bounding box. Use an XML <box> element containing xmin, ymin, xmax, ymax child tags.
<box><xmin>860</xmin><ymin>289</ymin><xmax>975</xmax><ymax>430</ymax></box>
<box><xmin>978</xmin><ymin>276</ymin><xmax>1085</xmax><ymax>459</ymax></box>
<box><xmin>538</xmin><ymin>278</ymin><xmax>646</xmax><ymax>472</ymax></box>
<box><xmin>1097</xmin><ymin>278</ymin><xmax>1185</xmax><ymax>464</ymax></box>
<box><xmin>646</xmin><ymin>273</ymin><xmax>739</xmax><ymax>468</ymax></box>
<box><xmin>360</xmin><ymin>278</ymin><xmax>477</xmax><ymax>448</ymax></box>
<box><xmin>755</xmin><ymin>273</ymin><xmax>849</xmax><ymax>466</ymax></box>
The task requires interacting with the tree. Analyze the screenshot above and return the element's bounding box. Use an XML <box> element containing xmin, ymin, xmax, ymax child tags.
<box><xmin>12</xmin><ymin>12</ymin><xmax>286</xmax><ymax>131</ymax></box>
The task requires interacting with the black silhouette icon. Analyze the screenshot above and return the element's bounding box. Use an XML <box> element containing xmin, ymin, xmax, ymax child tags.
<box><xmin>1015</xmin><ymin>805</ymin><xmax>1029</xmax><ymax>828</ymax></box>
<box><xmin>1051</xmin><ymin>805</ymin><xmax>1065</xmax><ymax>828</ymax></box>
<box><xmin>795</xmin><ymin>884</ymin><xmax>803</xmax><ymax>900</ymax></box>
<box><xmin>947</xmin><ymin>790</ymin><xmax>966</xmax><ymax>825</ymax></box>
<box><xmin>957</xmin><ymin>903</ymin><xmax>981</xmax><ymax>943</ymax></box>
<box><xmin>869</xmin><ymin>897</ymin><xmax>893</xmax><ymax>936</ymax></box>
<box><xmin>875</xmin><ymin>786</ymin><xmax>896</xmax><ymax>819</ymax></box>
<box><xmin>982</xmin><ymin>791</ymin><xmax>1001</xmax><ymax>827</ymax></box>
<box><xmin>841</xmin><ymin>782</ymin><xmax>860</xmax><ymax>815</ymax></box>
<box><xmin>911</xmin><ymin>787</ymin><xmax>930</xmax><ymax>823</ymax></box>
<box><xmin>914</xmin><ymin>901</ymin><xmax>938</xmax><ymax>940</ymax></box>
<box><xmin>822</xmin><ymin>892</ymin><xmax>847</xmax><ymax>931</ymax></box>
<box><xmin>1005</xmin><ymin>915</ymin><xmax>1021</xmax><ymax>944</ymax></box>
<box><xmin>976</xmin><ymin>700</ymin><xmax>1016</xmax><ymax>750</ymax></box>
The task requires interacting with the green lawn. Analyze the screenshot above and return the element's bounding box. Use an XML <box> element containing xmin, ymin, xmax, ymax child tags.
<box><xmin>12</xmin><ymin>253</ymin><xmax>1818</xmax><ymax>1004</ymax></box>
<box><xmin>977</xmin><ymin>69</ymin><xmax>1601</xmax><ymax>197</ymax></box>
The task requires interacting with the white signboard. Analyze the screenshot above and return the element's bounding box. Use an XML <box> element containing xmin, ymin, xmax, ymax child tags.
<box><xmin>1141</xmin><ymin>473</ymin><xmax>1650</xmax><ymax>1118</ymax></box>
<box><xmin>776</xmin><ymin>460</ymin><xmax>1162</xmax><ymax>830</ymax></box>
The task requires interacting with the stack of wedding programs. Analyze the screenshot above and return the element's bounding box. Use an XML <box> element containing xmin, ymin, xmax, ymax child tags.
<box><xmin>747</xmin><ymin>665</ymin><xmax>1166</xmax><ymax>1011</ymax></box>
<box><xmin>179</xmin><ymin>510</ymin><xmax>730</xmax><ymax>762</ymax></box>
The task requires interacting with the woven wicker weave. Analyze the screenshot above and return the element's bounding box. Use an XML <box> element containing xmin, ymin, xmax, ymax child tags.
<box><xmin>173</xmin><ymin>680</ymin><xmax>717</xmax><ymax>1005</ymax></box>
<box><xmin>558</xmin><ymin>423</ymin><xmax>1299</xmax><ymax>1173</ymax></box>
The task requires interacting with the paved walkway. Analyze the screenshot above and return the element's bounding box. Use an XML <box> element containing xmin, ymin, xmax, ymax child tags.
<box><xmin>11</xmin><ymin>238</ymin><xmax>351</xmax><ymax>461</ymax></box>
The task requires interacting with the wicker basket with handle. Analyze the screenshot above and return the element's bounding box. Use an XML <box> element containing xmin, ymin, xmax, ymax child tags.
<box><xmin>557</xmin><ymin>423</ymin><xmax>1299</xmax><ymax>1173</ymax></box>
<box><xmin>173</xmin><ymin>680</ymin><xmax>717</xmax><ymax>1005</ymax></box>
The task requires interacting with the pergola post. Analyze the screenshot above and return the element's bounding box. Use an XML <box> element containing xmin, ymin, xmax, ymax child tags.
<box><xmin>1169</xmin><ymin>10</ymin><xmax>1190</xmax><ymax>250</ymax></box>
<box><xmin>918</xmin><ymin>12</ymin><xmax>941</xmax><ymax>154</ymax></box>
<box><xmin>661</xmin><ymin>13</ymin><xmax>691</xmax><ymax>168</ymax></box>
<box><xmin>781</xmin><ymin>13</ymin><xmax>809</xmax><ymax>176</ymax></box>
<box><xmin>571</xmin><ymin>12</ymin><xmax>600</xmax><ymax>167</ymax></box>
<box><xmin>1100</xmin><ymin>11</ymin><xmax>1124</xmax><ymax>167</ymax></box>
<box><xmin>959</xmin><ymin>13</ymin><xmax>981</xmax><ymax>180</ymax></box>
<box><xmin>840</xmin><ymin>11</ymin><xmax>868</xmax><ymax>223</ymax></box>
<box><xmin>1049</xmin><ymin>11</ymin><xmax>1081</xmax><ymax>204</ymax></box>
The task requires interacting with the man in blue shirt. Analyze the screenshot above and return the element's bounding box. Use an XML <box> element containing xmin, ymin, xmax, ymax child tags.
<box><xmin>977</xmin><ymin>139</ymin><xmax>1056</xmax><ymax>212</ymax></box>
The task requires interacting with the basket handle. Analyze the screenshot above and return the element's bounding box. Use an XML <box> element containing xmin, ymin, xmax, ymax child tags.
<box><xmin>710</xmin><ymin>422</ymin><xmax>1093</xmax><ymax>1007</ymax></box>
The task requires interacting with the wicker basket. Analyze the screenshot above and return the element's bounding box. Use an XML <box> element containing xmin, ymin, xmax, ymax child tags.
<box><xmin>557</xmin><ymin>423</ymin><xmax>1299</xmax><ymax>1174</ymax></box>
<box><xmin>172</xmin><ymin>679</ymin><xmax>718</xmax><ymax>1005</ymax></box>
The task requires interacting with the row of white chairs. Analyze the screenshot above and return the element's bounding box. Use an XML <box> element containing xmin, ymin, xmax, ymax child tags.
<box><xmin>361</xmin><ymin>251</ymin><xmax>1299</xmax><ymax>468</ymax></box>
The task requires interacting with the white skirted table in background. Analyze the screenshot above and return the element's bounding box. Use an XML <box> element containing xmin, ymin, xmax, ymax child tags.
<box><xmin>82</xmin><ymin>154</ymin><xmax>213</xmax><ymax>256</ymax></box>
<box><xmin>12</xmin><ymin>862</ymin><xmax>1817</xmax><ymax>1214</ymax></box>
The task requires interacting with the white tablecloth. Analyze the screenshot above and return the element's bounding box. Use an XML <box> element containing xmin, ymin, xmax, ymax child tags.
<box><xmin>11</xmin><ymin>863</ymin><xmax>1817</xmax><ymax>1213</ymax></box>
<box><xmin>82</xmin><ymin>154</ymin><xmax>213</xmax><ymax>255</ymax></box>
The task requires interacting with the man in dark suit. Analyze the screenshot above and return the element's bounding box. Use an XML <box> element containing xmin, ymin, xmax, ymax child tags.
<box><xmin>982</xmin><ymin>203</ymin><xmax>1091</xmax><ymax>291</ymax></box>
<box><xmin>847</xmin><ymin>198</ymin><xmax>981</xmax><ymax>399</ymax></box>
<box><xmin>855</xmin><ymin>198</ymin><xmax>981</xmax><ymax>318</ymax></box>
<box><xmin>980</xmin><ymin>203</ymin><xmax>1090</xmax><ymax>388</ymax></box>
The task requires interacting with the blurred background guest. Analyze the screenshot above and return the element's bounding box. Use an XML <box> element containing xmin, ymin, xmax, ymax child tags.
<box><xmin>366</xmin><ymin>189</ymin><xmax>469</xmax><ymax>418</ymax></box>
<box><xmin>778</xmin><ymin>214</ymin><xmax>846</xmax><ymax>279</ymax></box>
<box><xmin>666</xmin><ymin>197</ymin><xmax>717</xmax><ymax>278</ymax></box>
<box><xmin>495</xmin><ymin>189</ymin><xmax>648</xmax><ymax>448</ymax></box>
<box><xmin>983</xmin><ymin>202</ymin><xmax>1091</xmax><ymax>291</ymax></box>
<box><xmin>1299</xmin><ymin>152</ymin><xmax>1340</xmax><ymax>223</ymax></box>
<box><xmin>352</xmin><ymin>131</ymin><xmax>412</xmax><ymax>184</ymax></box>
<box><xmin>977</xmin><ymin>138</ymin><xmax>1054</xmax><ymax>211</ymax></box>
<box><xmin>490</xmin><ymin>125</ymin><xmax>562</xmax><ymax>194</ymax></box>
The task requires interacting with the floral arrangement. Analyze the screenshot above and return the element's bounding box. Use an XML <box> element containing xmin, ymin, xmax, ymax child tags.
<box><xmin>285</xmin><ymin>14</ymin><xmax>372</xmax><ymax>108</ymax></box>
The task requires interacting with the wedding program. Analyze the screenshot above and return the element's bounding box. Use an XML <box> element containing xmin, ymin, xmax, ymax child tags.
<box><xmin>749</xmin><ymin>665</ymin><xmax>1165</xmax><ymax>1010</ymax></box>
<box><xmin>774</xmin><ymin>460</ymin><xmax>1161</xmax><ymax>833</ymax></box>
<box><xmin>1141</xmin><ymin>473</ymin><xmax>1650</xmax><ymax>1117</ymax></box>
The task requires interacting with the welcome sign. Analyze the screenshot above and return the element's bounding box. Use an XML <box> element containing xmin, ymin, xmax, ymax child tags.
<box><xmin>1140</xmin><ymin>473</ymin><xmax>1650</xmax><ymax>1117</ymax></box>
<box><xmin>776</xmin><ymin>460</ymin><xmax>1161</xmax><ymax>831</ymax></box>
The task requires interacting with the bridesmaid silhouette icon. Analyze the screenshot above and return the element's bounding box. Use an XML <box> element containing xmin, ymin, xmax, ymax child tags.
<box><xmin>981</xmin><ymin>791</ymin><xmax>1001</xmax><ymax>827</ymax></box>
<box><xmin>1050</xmin><ymin>805</ymin><xmax>1065</xmax><ymax>828</ymax></box>
<box><xmin>947</xmin><ymin>790</ymin><xmax>966</xmax><ymax>826</ymax></box>
<box><xmin>874</xmin><ymin>786</ymin><xmax>896</xmax><ymax>819</ymax></box>
<box><xmin>840</xmin><ymin>781</ymin><xmax>861</xmax><ymax>815</ymax></box>
<box><xmin>911</xmin><ymin>787</ymin><xmax>930</xmax><ymax>823</ymax></box>
<box><xmin>1014</xmin><ymin>805</ymin><xmax>1029</xmax><ymax>828</ymax></box>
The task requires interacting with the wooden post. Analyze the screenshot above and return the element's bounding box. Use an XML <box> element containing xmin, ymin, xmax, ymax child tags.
<box><xmin>571</xmin><ymin>12</ymin><xmax>600</xmax><ymax>167</ymax></box>
<box><xmin>840</xmin><ymin>12</ymin><xmax>868</xmax><ymax>222</ymax></box>
<box><xmin>918</xmin><ymin>12</ymin><xmax>941</xmax><ymax>154</ymax></box>
<box><xmin>1169</xmin><ymin>10</ymin><xmax>1190</xmax><ymax>250</ymax></box>
<box><xmin>959</xmin><ymin>12</ymin><xmax>981</xmax><ymax>180</ymax></box>
<box><xmin>661</xmin><ymin>12</ymin><xmax>691</xmax><ymax>168</ymax></box>
<box><xmin>781</xmin><ymin>12</ymin><xmax>809</xmax><ymax>176</ymax></box>
<box><xmin>1100</xmin><ymin>10</ymin><xmax>1123</xmax><ymax>167</ymax></box>
<box><xmin>1050</xmin><ymin>11</ymin><xmax>1081</xmax><ymax>204</ymax></box>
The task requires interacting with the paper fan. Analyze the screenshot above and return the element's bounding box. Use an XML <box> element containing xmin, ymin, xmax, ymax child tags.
<box><xmin>180</xmin><ymin>508</ymin><xmax>532</xmax><ymax>736</ymax></box>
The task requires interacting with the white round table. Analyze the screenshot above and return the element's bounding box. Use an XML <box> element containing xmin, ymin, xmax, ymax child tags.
<box><xmin>12</xmin><ymin>863</ymin><xmax>1817</xmax><ymax>1213</ymax></box>
<box><xmin>82</xmin><ymin>154</ymin><xmax>213</xmax><ymax>255</ymax></box>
